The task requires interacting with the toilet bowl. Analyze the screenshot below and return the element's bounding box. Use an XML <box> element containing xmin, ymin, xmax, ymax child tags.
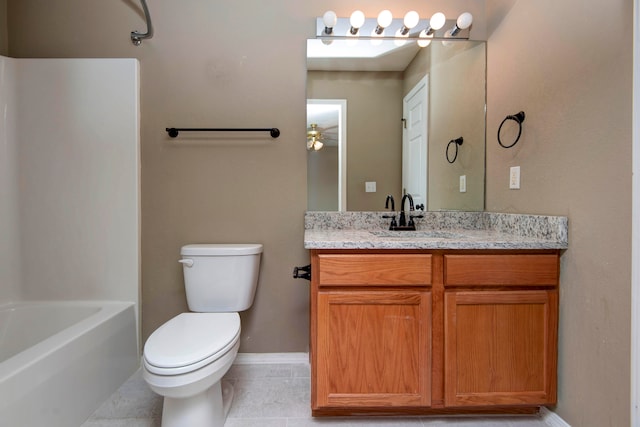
<box><xmin>142</xmin><ymin>244</ymin><xmax>262</xmax><ymax>427</ymax></box>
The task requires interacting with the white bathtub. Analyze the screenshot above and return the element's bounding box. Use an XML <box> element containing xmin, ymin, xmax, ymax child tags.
<box><xmin>0</xmin><ymin>301</ymin><xmax>138</xmax><ymax>427</ymax></box>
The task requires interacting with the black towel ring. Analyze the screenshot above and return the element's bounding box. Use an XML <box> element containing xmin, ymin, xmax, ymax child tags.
<box><xmin>498</xmin><ymin>111</ymin><xmax>526</xmax><ymax>148</ymax></box>
<box><xmin>446</xmin><ymin>137</ymin><xmax>463</xmax><ymax>164</ymax></box>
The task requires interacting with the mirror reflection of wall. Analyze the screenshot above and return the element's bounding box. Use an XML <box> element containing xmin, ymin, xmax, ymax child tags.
<box><xmin>307</xmin><ymin>72</ymin><xmax>402</xmax><ymax>211</ymax></box>
<box><xmin>306</xmin><ymin>39</ymin><xmax>486</xmax><ymax>212</ymax></box>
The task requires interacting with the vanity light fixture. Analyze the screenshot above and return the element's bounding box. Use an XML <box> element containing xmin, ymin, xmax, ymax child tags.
<box><xmin>349</xmin><ymin>10</ymin><xmax>365</xmax><ymax>35</ymax></box>
<box><xmin>316</xmin><ymin>10</ymin><xmax>473</xmax><ymax>44</ymax></box>
<box><xmin>322</xmin><ymin>10</ymin><xmax>337</xmax><ymax>35</ymax></box>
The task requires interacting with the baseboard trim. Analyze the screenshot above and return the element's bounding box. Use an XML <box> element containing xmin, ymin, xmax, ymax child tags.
<box><xmin>234</xmin><ymin>352</ymin><xmax>309</xmax><ymax>365</ymax></box>
<box><xmin>540</xmin><ymin>407</ymin><xmax>571</xmax><ymax>427</ymax></box>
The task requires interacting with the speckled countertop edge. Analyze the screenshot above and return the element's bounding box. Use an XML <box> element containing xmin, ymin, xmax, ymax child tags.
<box><xmin>304</xmin><ymin>211</ymin><xmax>568</xmax><ymax>250</ymax></box>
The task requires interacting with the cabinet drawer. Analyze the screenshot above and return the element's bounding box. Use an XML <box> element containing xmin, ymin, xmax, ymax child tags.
<box><xmin>317</xmin><ymin>254</ymin><xmax>431</xmax><ymax>286</ymax></box>
<box><xmin>444</xmin><ymin>254</ymin><xmax>558</xmax><ymax>286</ymax></box>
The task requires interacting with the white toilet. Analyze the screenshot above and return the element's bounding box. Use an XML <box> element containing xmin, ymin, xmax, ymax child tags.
<box><xmin>142</xmin><ymin>243</ymin><xmax>263</xmax><ymax>427</ymax></box>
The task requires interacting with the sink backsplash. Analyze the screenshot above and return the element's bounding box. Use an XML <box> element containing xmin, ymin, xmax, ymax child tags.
<box><xmin>304</xmin><ymin>211</ymin><xmax>568</xmax><ymax>245</ymax></box>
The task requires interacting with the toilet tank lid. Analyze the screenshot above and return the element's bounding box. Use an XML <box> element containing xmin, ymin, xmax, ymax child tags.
<box><xmin>181</xmin><ymin>243</ymin><xmax>263</xmax><ymax>256</ymax></box>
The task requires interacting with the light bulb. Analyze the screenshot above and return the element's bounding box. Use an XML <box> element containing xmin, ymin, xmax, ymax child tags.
<box><xmin>450</xmin><ymin>12</ymin><xmax>472</xmax><ymax>37</ymax></box>
<box><xmin>394</xmin><ymin>31</ymin><xmax>407</xmax><ymax>46</ymax></box>
<box><xmin>403</xmin><ymin>11</ymin><xmax>419</xmax><ymax>29</ymax></box>
<box><xmin>430</xmin><ymin>12</ymin><xmax>446</xmax><ymax>31</ymax></box>
<box><xmin>374</xmin><ymin>10</ymin><xmax>392</xmax><ymax>35</ymax></box>
<box><xmin>322</xmin><ymin>10</ymin><xmax>337</xmax><ymax>35</ymax></box>
<box><xmin>377</xmin><ymin>10</ymin><xmax>393</xmax><ymax>28</ymax></box>
<box><xmin>424</xmin><ymin>12</ymin><xmax>446</xmax><ymax>36</ymax></box>
<box><xmin>417</xmin><ymin>30</ymin><xmax>433</xmax><ymax>47</ymax></box>
<box><xmin>399</xmin><ymin>11</ymin><xmax>419</xmax><ymax>36</ymax></box>
<box><xmin>349</xmin><ymin>10</ymin><xmax>365</xmax><ymax>35</ymax></box>
<box><xmin>457</xmin><ymin>12</ymin><xmax>473</xmax><ymax>30</ymax></box>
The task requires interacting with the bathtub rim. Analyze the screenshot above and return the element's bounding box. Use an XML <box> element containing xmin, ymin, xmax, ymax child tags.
<box><xmin>0</xmin><ymin>300</ymin><xmax>137</xmax><ymax>382</ymax></box>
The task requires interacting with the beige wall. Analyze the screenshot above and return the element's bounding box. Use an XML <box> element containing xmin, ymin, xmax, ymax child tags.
<box><xmin>486</xmin><ymin>0</ymin><xmax>632</xmax><ymax>425</ymax></box>
<box><xmin>6</xmin><ymin>0</ymin><xmax>485</xmax><ymax>352</ymax></box>
<box><xmin>308</xmin><ymin>146</ymin><xmax>339</xmax><ymax>211</ymax></box>
<box><xmin>307</xmin><ymin>70</ymin><xmax>403</xmax><ymax>210</ymax></box>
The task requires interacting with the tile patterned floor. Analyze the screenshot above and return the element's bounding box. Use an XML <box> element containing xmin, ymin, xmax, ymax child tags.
<box><xmin>81</xmin><ymin>363</ymin><xmax>550</xmax><ymax>427</ymax></box>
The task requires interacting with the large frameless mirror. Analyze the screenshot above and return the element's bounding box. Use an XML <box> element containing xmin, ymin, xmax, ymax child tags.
<box><xmin>306</xmin><ymin>38</ymin><xmax>486</xmax><ymax>212</ymax></box>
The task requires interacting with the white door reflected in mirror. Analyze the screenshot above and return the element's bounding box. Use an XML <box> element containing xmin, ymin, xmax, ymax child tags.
<box><xmin>403</xmin><ymin>75</ymin><xmax>428</xmax><ymax>210</ymax></box>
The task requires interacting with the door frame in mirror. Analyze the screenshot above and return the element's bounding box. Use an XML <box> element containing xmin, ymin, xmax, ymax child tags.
<box><xmin>307</xmin><ymin>99</ymin><xmax>348</xmax><ymax>211</ymax></box>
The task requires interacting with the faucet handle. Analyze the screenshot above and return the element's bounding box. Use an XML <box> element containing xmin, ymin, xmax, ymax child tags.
<box><xmin>408</xmin><ymin>214</ymin><xmax>424</xmax><ymax>227</ymax></box>
<box><xmin>382</xmin><ymin>214</ymin><xmax>398</xmax><ymax>229</ymax></box>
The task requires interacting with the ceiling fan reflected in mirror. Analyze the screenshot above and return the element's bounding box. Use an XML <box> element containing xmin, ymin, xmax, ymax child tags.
<box><xmin>307</xmin><ymin>123</ymin><xmax>339</xmax><ymax>151</ymax></box>
<box><xmin>307</xmin><ymin>123</ymin><xmax>324</xmax><ymax>151</ymax></box>
<box><xmin>306</xmin><ymin>122</ymin><xmax>339</xmax><ymax>151</ymax></box>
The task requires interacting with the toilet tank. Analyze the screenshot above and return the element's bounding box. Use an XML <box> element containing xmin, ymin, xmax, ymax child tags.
<box><xmin>180</xmin><ymin>244</ymin><xmax>263</xmax><ymax>312</ymax></box>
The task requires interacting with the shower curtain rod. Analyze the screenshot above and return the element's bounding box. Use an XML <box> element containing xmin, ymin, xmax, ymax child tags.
<box><xmin>131</xmin><ymin>0</ymin><xmax>153</xmax><ymax>46</ymax></box>
<box><xmin>166</xmin><ymin>127</ymin><xmax>281</xmax><ymax>138</ymax></box>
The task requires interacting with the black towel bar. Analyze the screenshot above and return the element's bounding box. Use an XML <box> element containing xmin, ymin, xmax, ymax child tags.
<box><xmin>166</xmin><ymin>127</ymin><xmax>280</xmax><ymax>138</ymax></box>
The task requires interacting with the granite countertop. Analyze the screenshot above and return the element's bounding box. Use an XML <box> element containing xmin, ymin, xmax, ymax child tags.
<box><xmin>304</xmin><ymin>211</ymin><xmax>568</xmax><ymax>250</ymax></box>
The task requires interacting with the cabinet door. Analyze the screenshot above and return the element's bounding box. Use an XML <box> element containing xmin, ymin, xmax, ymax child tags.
<box><xmin>315</xmin><ymin>290</ymin><xmax>431</xmax><ymax>409</ymax></box>
<box><xmin>444</xmin><ymin>290</ymin><xmax>558</xmax><ymax>407</ymax></box>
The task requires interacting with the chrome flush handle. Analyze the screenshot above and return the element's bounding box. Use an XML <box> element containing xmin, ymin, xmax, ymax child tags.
<box><xmin>178</xmin><ymin>259</ymin><xmax>194</xmax><ymax>268</ymax></box>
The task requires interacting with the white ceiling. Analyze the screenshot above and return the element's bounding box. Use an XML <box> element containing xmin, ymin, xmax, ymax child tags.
<box><xmin>307</xmin><ymin>39</ymin><xmax>422</xmax><ymax>72</ymax></box>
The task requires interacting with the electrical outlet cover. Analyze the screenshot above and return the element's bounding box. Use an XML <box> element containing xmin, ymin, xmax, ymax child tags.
<box><xmin>365</xmin><ymin>181</ymin><xmax>376</xmax><ymax>192</ymax></box>
<box><xmin>509</xmin><ymin>166</ymin><xmax>520</xmax><ymax>189</ymax></box>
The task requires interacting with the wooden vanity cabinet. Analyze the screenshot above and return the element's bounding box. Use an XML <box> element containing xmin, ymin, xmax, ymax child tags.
<box><xmin>311</xmin><ymin>252</ymin><xmax>433</xmax><ymax>413</ymax></box>
<box><xmin>443</xmin><ymin>254</ymin><xmax>559</xmax><ymax>408</ymax></box>
<box><xmin>310</xmin><ymin>250</ymin><xmax>560</xmax><ymax>416</ymax></box>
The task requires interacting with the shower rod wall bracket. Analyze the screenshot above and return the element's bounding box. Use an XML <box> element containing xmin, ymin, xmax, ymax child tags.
<box><xmin>131</xmin><ymin>0</ymin><xmax>154</xmax><ymax>46</ymax></box>
<box><xmin>166</xmin><ymin>128</ymin><xmax>281</xmax><ymax>139</ymax></box>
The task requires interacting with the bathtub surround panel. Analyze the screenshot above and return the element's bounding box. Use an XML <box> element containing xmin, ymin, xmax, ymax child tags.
<box><xmin>14</xmin><ymin>58</ymin><xmax>140</xmax><ymax>306</ymax></box>
<box><xmin>0</xmin><ymin>57</ymin><xmax>141</xmax><ymax>425</ymax></box>
<box><xmin>0</xmin><ymin>55</ymin><xmax>140</xmax><ymax>306</ymax></box>
<box><xmin>0</xmin><ymin>56</ymin><xmax>20</xmax><ymax>304</ymax></box>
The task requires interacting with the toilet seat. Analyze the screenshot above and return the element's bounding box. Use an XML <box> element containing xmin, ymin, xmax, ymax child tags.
<box><xmin>143</xmin><ymin>312</ymin><xmax>240</xmax><ymax>376</ymax></box>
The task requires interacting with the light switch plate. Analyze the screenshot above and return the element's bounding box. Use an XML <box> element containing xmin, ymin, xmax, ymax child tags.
<box><xmin>365</xmin><ymin>181</ymin><xmax>376</xmax><ymax>192</ymax></box>
<box><xmin>510</xmin><ymin>166</ymin><xmax>521</xmax><ymax>189</ymax></box>
<box><xmin>459</xmin><ymin>175</ymin><xmax>467</xmax><ymax>193</ymax></box>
